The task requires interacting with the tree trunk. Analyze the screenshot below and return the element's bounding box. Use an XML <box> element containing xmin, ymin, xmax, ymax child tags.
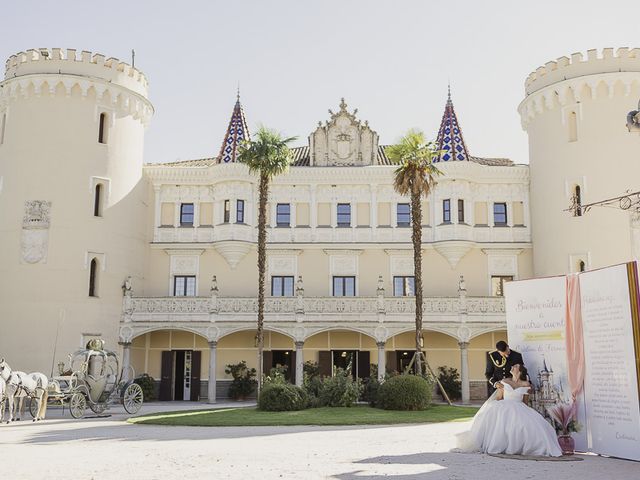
<box><xmin>411</xmin><ymin>192</ymin><xmax>423</xmax><ymax>376</ymax></box>
<box><xmin>256</xmin><ymin>172</ymin><xmax>269</xmax><ymax>394</ymax></box>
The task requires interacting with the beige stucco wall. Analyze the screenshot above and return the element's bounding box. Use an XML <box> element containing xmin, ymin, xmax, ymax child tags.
<box><xmin>0</xmin><ymin>55</ymin><xmax>152</xmax><ymax>372</ymax></box>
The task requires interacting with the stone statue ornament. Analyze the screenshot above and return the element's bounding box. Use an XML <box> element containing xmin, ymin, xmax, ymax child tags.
<box><xmin>122</xmin><ymin>276</ymin><xmax>133</xmax><ymax>297</ymax></box>
<box><xmin>210</xmin><ymin>275</ymin><xmax>219</xmax><ymax>294</ymax></box>
<box><xmin>458</xmin><ymin>275</ymin><xmax>467</xmax><ymax>294</ymax></box>
<box><xmin>296</xmin><ymin>275</ymin><xmax>304</xmax><ymax>296</ymax></box>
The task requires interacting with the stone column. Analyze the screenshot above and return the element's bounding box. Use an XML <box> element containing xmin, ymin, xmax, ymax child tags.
<box><xmin>376</xmin><ymin>341</ymin><xmax>386</xmax><ymax>382</ymax></box>
<box><xmin>174</xmin><ymin>201</ymin><xmax>181</xmax><ymax>228</ymax></box>
<box><xmin>295</xmin><ymin>341</ymin><xmax>304</xmax><ymax>387</ymax></box>
<box><xmin>487</xmin><ymin>202</ymin><xmax>495</xmax><ymax>227</ymax></box>
<box><xmin>370</xmin><ymin>185</ymin><xmax>378</xmax><ymax>229</ymax></box>
<box><xmin>119</xmin><ymin>342</ymin><xmax>132</xmax><ymax>382</ymax></box>
<box><xmin>208</xmin><ymin>341</ymin><xmax>218</xmax><ymax>404</ymax></box>
<box><xmin>459</xmin><ymin>341</ymin><xmax>470</xmax><ymax>404</ymax></box>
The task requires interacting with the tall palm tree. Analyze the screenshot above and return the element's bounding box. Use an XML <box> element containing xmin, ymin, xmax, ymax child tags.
<box><xmin>238</xmin><ymin>126</ymin><xmax>297</xmax><ymax>393</ymax></box>
<box><xmin>386</xmin><ymin>130</ymin><xmax>442</xmax><ymax>376</ymax></box>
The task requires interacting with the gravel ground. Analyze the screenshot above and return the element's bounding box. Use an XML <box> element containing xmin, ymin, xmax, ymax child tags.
<box><xmin>0</xmin><ymin>403</ymin><xmax>637</xmax><ymax>480</ymax></box>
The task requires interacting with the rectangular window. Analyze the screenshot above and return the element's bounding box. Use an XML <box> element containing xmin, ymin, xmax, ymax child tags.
<box><xmin>458</xmin><ymin>199</ymin><xmax>465</xmax><ymax>223</ymax></box>
<box><xmin>397</xmin><ymin>203</ymin><xmax>410</xmax><ymax>227</ymax></box>
<box><xmin>180</xmin><ymin>203</ymin><xmax>194</xmax><ymax>226</ymax></box>
<box><xmin>224</xmin><ymin>200</ymin><xmax>230</xmax><ymax>223</ymax></box>
<box><xmin>491</xmin><ymin>275</ymin><xmax>513</xmax><ymax>297</ymax></box>
<box><xmin>174</xmin><ymin>275</ymin><xmax>196</xmax><ymax>296</ymax></box>
<box><xmin>393</xmin><ymin>276</ymin><xmax>415</xmax><ymax>297</ymax></box>
<box><xmin>271</xmin><ymin>276</ymin><xmax>294</xmax><ymax>296</ymax></box>
<box><xmin>337</xmin><ymin>203</ymin><xmax>351</xmax><ymax>227</ymax></box>
<box><xmin>493</xmin><ymin>202</ymin><xmax>507</xmax><ymax>226</ymax></box>
<box><xmin>443</xmin><ymin>199</ymin><xmax>451</xmax><ymax>223</ymax></box>
<box><xmin>333</xmin><ymin>276</ymin><xmax>356</xmax><ymax>297</ymax></box>
<box><xmin>236</xmin><ymin>200</ymin><xmax>245</xmax><ymax>223</ymax></box>
<box><xmin>276</xmin><ymin>203</ymin><xmax>291</xmax><ymax>227</ymax></box>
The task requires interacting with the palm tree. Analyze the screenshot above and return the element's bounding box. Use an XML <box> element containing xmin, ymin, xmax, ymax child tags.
<box><xmin>386</xmin><ymin>130</ymin><xmax>442</xmax><ymax>376</ymax></box>
<box><xmin>238</xmin><ymin>126</ymin><xmax>297</xmax><ymax>394</ymax></box>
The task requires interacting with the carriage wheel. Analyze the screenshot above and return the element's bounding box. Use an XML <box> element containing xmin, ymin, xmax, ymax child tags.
<box><xmin>69</xmin><ymin>393</ymin><xmax>86</xmax><ymax>419</ymax></box>
<box><xmin>29</xmin><ymin>397</ymin><xmax>39</xmax><ymax>419</ymax></box>
<box><xmin>122</xmin><ymin>383</ymin><xmax>143</xmax><ymax>414</ymax></box>
<box><xmin>89</xmin><ymin>402</ymin><xmax>107</xmax><ymax>415</ymax></box>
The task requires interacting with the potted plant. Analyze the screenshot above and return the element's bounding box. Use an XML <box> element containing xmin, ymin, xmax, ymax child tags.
<box><xmin>547</xmin><ymin>402</ymin><xmax>582</xmax><ymax>455</ymax></box>
<box><xmin>225</xmin><ymin>361</ymin><xmax>257</xmax><ymax>401</ymax></box>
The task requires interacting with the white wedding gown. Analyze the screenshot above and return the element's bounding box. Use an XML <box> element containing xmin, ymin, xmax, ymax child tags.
<box><xmin>457</xmin><ymin>381</ymin><xmax>562</xmax><ymax>456</ymax></box>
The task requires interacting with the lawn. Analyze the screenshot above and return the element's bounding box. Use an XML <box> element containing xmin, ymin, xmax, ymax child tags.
<box><xmin>129</xmin><ymin>404</ymin><xmax>478</xmax><ymax>427</ymax></box>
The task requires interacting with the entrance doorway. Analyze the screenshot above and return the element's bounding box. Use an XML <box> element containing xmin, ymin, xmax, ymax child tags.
<box><xmin>159</xmin><ymin>350</ymin><xmax>202</xmax><ymax>401</ymax></box>
<box><xmin>263</xmin><ymin>350</ymin><xmax>295</xmax><ymax>382</ymax></box>
<box><xmin>322</xmin><ymin>350</ymin><xmax>371</xmax><ymax>379</ymax></box>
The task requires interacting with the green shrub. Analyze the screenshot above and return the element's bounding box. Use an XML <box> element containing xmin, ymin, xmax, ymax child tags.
<box><xmin>264</xmin><ymin>365</ymin><xmax>288</xmax><ymax>385</ymax></box>
<box><xmin>317</xmin><ymin>369</ymin><xmax>363</xmax><ymax>407</ymax></box>
<box><xmin>257</xmin><ymin>383</ymin><xmax>309</xmax><ymax>411</ymax></box>
<box><xmin>377</xmin><ymin>374</ymin><xmax>432</xmax><ymax>411</ymax></box>
<box><xmin>437</xmin><ymin>366</ymin><xmax>461</xmax><ymax>401</ymax></box>
<box><xmin>362</xmin><ymin>376</ymin><xmax>380</xmax><ymax>406</ymax></box>
<box><xmin>134</xmin><ymin>373</ymin><xmax>156</xmax><ymax>401</ymax></box>
<box><xmin>225</xmin><ymin>361</ymin><xmax>257</xmax><ymax>400</ymax></box>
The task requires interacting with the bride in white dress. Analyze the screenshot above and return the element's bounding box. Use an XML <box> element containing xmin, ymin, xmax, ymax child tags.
<box><xmin>458</xmin><ymin>364</ymin><xmax>562</xmax><ymax>457</ymax></box>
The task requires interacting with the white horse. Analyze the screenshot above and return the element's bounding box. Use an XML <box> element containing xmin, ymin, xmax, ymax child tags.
<box><xmin>0</xmin><ymin>376</ymin><xmax>5</xmax><ymax>423</ymax></box>
<box><xmin>0</xmin><ymin>359</ymin><xmax>49</xmax><ymax>422</ymax></box>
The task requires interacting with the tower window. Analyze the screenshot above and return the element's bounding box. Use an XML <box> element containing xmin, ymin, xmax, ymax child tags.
<box><xmin>458</xmin><ymin>199</ymin><xmax>465</xmax><ymax>223</ymax></box>
<box><xmin>579</xmin><ymin>260</ymin><xmax>586</xmax><ymax>272</ymax></box>
<box><xmin>568</xmin><ymin>111</ymin><xmax>578</xmax><ymax>142</ymax></box>
<box><xmin>491</xmin><ymin>275</ymin><xmax>513</xmax><ymax>297</ymax></box>
<box><xmin>223</xmin><ymin>200</ymin><xmax>230</xmax><ymax>223</ymax></box>
<box><xmin>443</xmin><ymin>199</ymin><xmax>451</xmax><ymax>223</ymax></box>
<box><xmin>236</xmin><ymin>200</ymin><xmax>245</xmax><ymax>223</ymax></box>
<box><xmin>0</xmin><ymin>112</ymin><xmax>6</xmax><ymax>145</ymax></box>
<box><xmin>89</xmin><ymin>258</ymin><xmax>99</xmax><ymax>297</ymax></box>
<box><xmin>573</xmin><ymin>186</ymin><xmax>582</xmax><ymax>217</ymax></box>
<box><xmin>271</xmin><ymin>276</ymin><xmax>294</xmax><ymax>296</ymax></box>
<box><xmin>94</xmin><ymin>184</ymin><xmax>103</xmax><ymax>217</ymax></box>
<box><xmin>98</xmin><ymin>113</ymin><xmax>108</xmax><ymax>144</ymax></box>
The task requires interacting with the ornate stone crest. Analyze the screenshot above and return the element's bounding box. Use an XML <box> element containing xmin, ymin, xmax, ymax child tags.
<box><xmin>21</xmin><ymin>200</ymin><xmax>51</xmax><ymax>264</ymax></box>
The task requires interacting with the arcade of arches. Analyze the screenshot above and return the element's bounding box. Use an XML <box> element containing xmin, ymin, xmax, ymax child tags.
<box><xmin>128</xmin><ymin>328</ymin><xmax>507</xmax><ymax>402</ymax></box>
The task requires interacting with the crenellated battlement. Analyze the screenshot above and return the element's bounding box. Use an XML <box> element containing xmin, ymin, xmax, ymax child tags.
<box><xmin>524</xmin><ymin>48</ymin><xmax>640</xmax><ymax>95</ymax></box>
<box><xmin>4</xmin><ymin>48</ymin><xmax>148</xmax><ymax>97</ymax></box>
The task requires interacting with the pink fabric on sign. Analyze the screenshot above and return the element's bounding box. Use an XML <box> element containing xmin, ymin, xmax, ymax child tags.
<box><xmin>566</xmin><ymin>274</ymin><xmax>585</xmax><ymax>400</ymax></box>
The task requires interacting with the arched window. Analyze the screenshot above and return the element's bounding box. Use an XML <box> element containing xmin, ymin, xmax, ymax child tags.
<box><xmin>94</xmin><ymin>184</ymin><xmax>103</xmax><ymax>217</ymax></box>
<box><xmin>568</xmin><ymin>111</ymin><xmax>578</xmax><ymax>142</ymax></box>
<box><xmin>579</xmin><ymin>260</ymin><xmax>586</xmax><ymax>272</ymax></box>
<box><xmin>98</xmin><ymin>113</ymin><xmax>108</xmax><ymax>144</ymax></box>
<box><xmin>89</xmin><ymin>258</ymin><xmax>98</xmax><ymax>297</ymax></box>
<box><xmin>574</xmin><ymin>185</ymin><xmax>582</xmax><ymax>217</ymax></box>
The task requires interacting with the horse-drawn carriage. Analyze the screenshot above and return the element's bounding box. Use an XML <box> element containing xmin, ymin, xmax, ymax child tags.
<box><xmin>41</xmin><ymin>339</ymin><xmax>144</xmax><ymax>418</ymax></box>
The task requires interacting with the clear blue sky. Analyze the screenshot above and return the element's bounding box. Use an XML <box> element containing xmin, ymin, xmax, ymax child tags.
<box><xmin>4</xmin><ymin>1</ymin><xmax>640</xmax><ymax>164</ymax></box>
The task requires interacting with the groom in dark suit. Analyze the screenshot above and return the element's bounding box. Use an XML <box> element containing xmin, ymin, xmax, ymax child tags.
<box><xmin>485</xmin><ymin>340</ymin><xmax>524</xmax><ymax>395</ymax></box>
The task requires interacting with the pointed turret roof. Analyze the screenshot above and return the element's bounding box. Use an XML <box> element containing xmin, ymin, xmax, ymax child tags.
<box><xmin>218</xmin><ymin>92</ymin><xmax>250</xmax><ymax>163</ymax></box>
<box><xmin>435</xmin><ymin>87</ymin><xmax>470</xmax><ymax>162</ymax></box>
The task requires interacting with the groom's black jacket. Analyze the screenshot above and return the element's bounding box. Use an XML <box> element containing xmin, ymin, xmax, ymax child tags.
<box><xmin>485</xmin><ymin>349</ymin><xmax>524</xmax><ymax>389</ymax></box>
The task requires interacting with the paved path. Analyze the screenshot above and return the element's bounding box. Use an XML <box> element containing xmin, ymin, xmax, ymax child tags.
<box><xmin>0</xmin><ymin>403</ymin><xmax>637</xmax><ymax>480</ymax></box>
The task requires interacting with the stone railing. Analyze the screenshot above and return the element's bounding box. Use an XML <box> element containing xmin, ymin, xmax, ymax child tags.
<box><xmin>124</xmin><ymin>295</ymin><xmax>504</xmax><ymax>318</ymax></box>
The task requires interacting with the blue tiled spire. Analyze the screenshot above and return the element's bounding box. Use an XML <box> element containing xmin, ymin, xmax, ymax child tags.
<box><xmin>218</xmin><ymin>91</ymin><xmax>250</xmax><ymax>163</ymax></box>
<box><xmin>435</xmin><ymin>87</ymin><xmax>470</xmax><ymax>162</ymax></box>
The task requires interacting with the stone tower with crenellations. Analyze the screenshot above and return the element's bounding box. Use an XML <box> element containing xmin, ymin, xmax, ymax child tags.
<box><xmin>0</xmin><ymin>48</ymin><xmax>153</xmax><ymax>372</ymax></box>
<box><xmin>519</xmin><ymin>48</ymin><xmax>640</xmax><ymax>277</ymax></box>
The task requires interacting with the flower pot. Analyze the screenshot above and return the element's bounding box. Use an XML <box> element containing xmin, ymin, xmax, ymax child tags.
<box><xmin>557</xmin><ymin>434</ymin><xmax>575</xmax><ymax>455</ymax></box>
